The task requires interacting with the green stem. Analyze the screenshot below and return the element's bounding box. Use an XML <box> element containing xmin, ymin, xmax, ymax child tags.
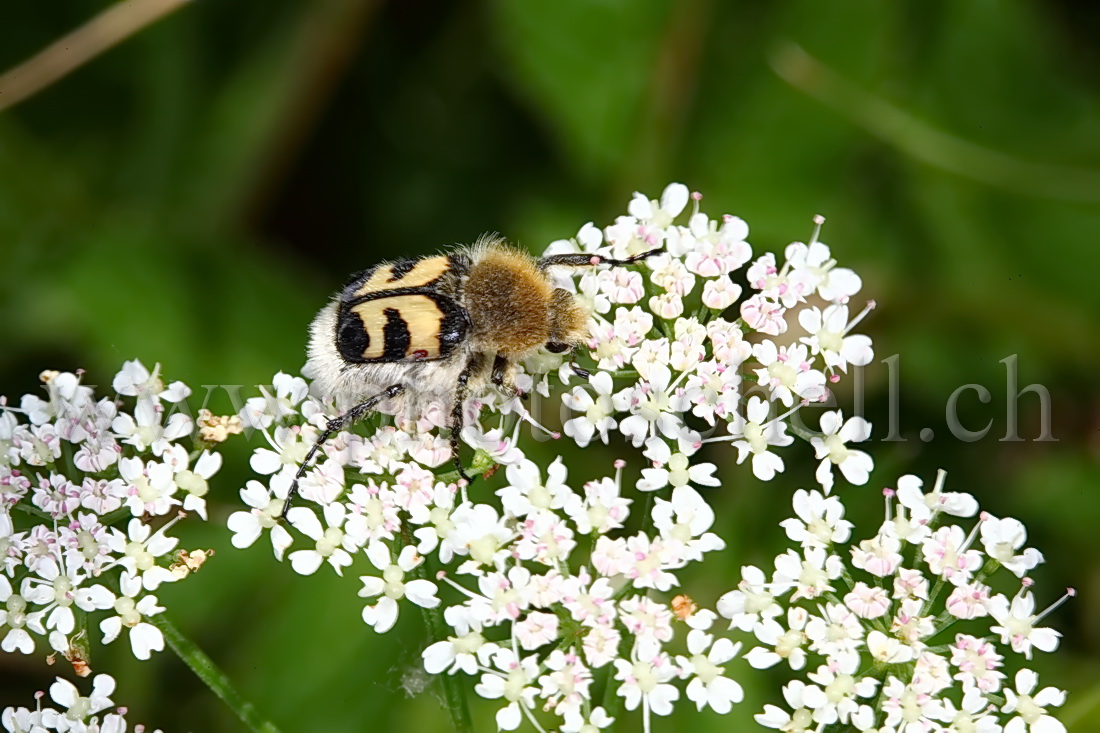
<box><xmin>403</xmin><ymin>518</ymin><xmax>472</xmax><ymax>733</ymax></box>
<box><xmin>152</xmin><ymin>614</ymin><xmax>281</xmax><ymax>733</ymax></box>
<box><xmin>599</xmin><ymin>664</ymin><xmax>624</xmax><ymax>720</ymax></box>
<box><xmin>415</xmin><ymin>564</ymin><xmax>474</xmax><ymax>733</ymax></box>
<box><xmin>11</xmin><ymin>502</ymin><xmax>52</xmax><ymax>522</ymax></box>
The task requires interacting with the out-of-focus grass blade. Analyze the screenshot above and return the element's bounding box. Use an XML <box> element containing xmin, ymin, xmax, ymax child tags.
<box><xmin>0</xmin><ymin>0</ymin><xmax>192</xmax><ymax>113</ymax></box>
<box><xmin>771</xmin><ymin>42</ymin><xmax>1100</xmax><ymax>202</ymax></box>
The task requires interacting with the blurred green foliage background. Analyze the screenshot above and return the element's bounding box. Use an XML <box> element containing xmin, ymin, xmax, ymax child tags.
<box><xmin>2</xmin><ymin>0</ymin><xmax>1099</xmax><ymax>730</ymax></box>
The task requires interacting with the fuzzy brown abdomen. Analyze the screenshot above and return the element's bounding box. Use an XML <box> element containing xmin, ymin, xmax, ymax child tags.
<box><xmin>464</xmin><ymin>252</ymin><xmax>553</xmax><ymax>356</ymax></box>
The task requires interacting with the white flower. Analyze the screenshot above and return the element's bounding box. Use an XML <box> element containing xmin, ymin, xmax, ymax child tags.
<box><xmin>562</xmin><ymin>372</ymin><xmax>617</xmax><ymax>447</ymax></box>
<box><xmin>740</xmin><ymin>293</ymin><xmax>787</xmax><ymax>335</ymax></box>
<box><xmin>683</xmin><ymin>212</ymin><xmax>751</xmax><ymax>276</ymax></box>
<box><xmin>563</xmin><ymin>475</ymin><xmax>631</xmax><ymax>536</ymax></box>
<box><xmin>896</xmin><ymin>471</ymin><xmax>978</xmax><ymax>520</ymax></box>
<box><xmin>582</xmin><ymin>621</ymin><xmax>622</xmax><ymax>669</ymax></box>
<box><xmin>249</xmin><ymin>425</ymin><xmax>312</xmax><ymax>476</ymax></box>
<box><xmin>728</xmin><ymin>396</ymin><xmax>794</xmax><ymax>481</ymax></box>
<box><xmin>922</xmin><ymin>525</ymin><xmax>983</xmax><ymax>586</ymax></box>
<box><xmin>772</xmin><ymin>547</ymin><xmax>842</xmax><ymax>601</ymax></box>
<box><xmin>470</xmin><ymin>567</ymin><xmax>533</xmax><ymax>625</ymax></box>
<box><xmin>851</xmin><ymin>523</ymin><xmax>904</xmax><ymax>577</ymax></box>
<box><xmin>811</xmin><ymin>410</ymin><xmax>873</xmax><ymax>493</ymax></box>
<box><xmin>784</xmin><ymin>238</ymin><xmax>862</xmax><ymax>303</ymax></box>
<box><xmin>890</xmin><ymin>597</ymin><xmax>935</xmax><ymax>646</ymax></box>
<box><xmin>99</xmin><ymin>571</ymin><xmax>165</xmax><ymax>660</ymax></box>
<box><xmin>880</xmin><ymin>675</ymin><xmax>944</xmax><ymax>730</ymax></box>
<box><xmin>613</xmin><ymin>365</ymin><xmax>686</xmax><ymax>448</ymax></box>
<box><xmin>544</xmin><ymin>221</ymin><xmax>605</xmax><ymax>259</ymax></box>
<box><xmin>938</xmin><ymin>688</ymin><xmax>1001</xmax><ymax>732</ymax></box>
<box><xmin>707</xmin><ymin>317</ymin><xmax>752</xmax><ymax>365</ymax></box>
<box><xmin>753</xmin><ymin>341</ymin><xmax>826</xmax><ymax>406</ymax></box>
<box><xmin>745</xmin><ymin>607</ymin><xmax>809</xmax><ymax>671</ymax></box>
<box><xmin>39</xmin><ymin>674</ymin><xmax>116</xmax><ymax>729</ymax></box>
<box><xmin>798</xmin><ymin>304</ymin><xmax>874</xmax><ymax>372</ymax></box>
<box><xmin>650</xmin><ymin>486</ymin><xmax>724</xmax><ymax>562</ymax></box>
<box><xmin>450</xmin><ymin>502</ymin><xmax>513</xmax><ymax>573</ymax></box>
<box><xmin>461</xmin><ymin>426</ymin><xmax>524</xmax><ymax>466</ymax></box>
<box><xmin>496</xmin><ymin>458</ymin><xmax>572</xmax><ymax>519</ymax></box>
<box><xmin>561</xmin><ymin>706</ymin><xmax>614</xmax><ymax>733</ymax></box>
<box><xmin>286</xmin><ymin>503</ymin><xmax>355</xmax><ymax>576</ymax></box>
<box><xmin>946</xmin><ymin>581</ymin><xmax>991</xmax><ymax>620</ymax></box>
<box><xmin>112</xmin><ymin>360</ymin><xmax>185</xmax><ymax>403</ymax></box>
<box><xmin>805</xmin><ymin>603</ymin><xmax>864</xmax><ymax>671</ymax></box>
<box><xmin>119</xmin><ymin>456</ymin><xmax>179</xmax><ymax>517</ymax></box>
<box><xmin>474</xmin><ymin>648</ymin><xmax>540</xmax><ymax>731</ymax></box>
<box><xmin>296</xmin><ymin>457</ymin><xmax>346</xmax><ymax>505</ymax></box>
<box><xmin>240</xmin><ymin>372</ymin><xmax>310</xmax><ymax>429</ymax></box>
<box><xmin>803</xmin><ymin>664</ymin><xmax>879</xmax><ymax>726</ymax></box>
<box><xmin>613</xmin><ymin>639</ymin><xmax>680</xmax><ymax>723</ymax></box>
<box><xmin>422</xmin><ymin>628</ymin><xmax>499</xmax><ymax>675</ymax></box>
<box><xmin>951</xmin><ymin>634</ymin><xmax>1005</xmax><ymax>693</ymax></box>
<box><xmin>844</xmin><ymin>582</ymin><xmax>891</xmax><ymax>619</ymax></box>
<box><xmin>754</xmin><ymin>680</ymin><xmax>816</xmax><ymax>731</ymax></box>
<box><xmin>980</xmin><ymin>514</ymin><xmax>1044</xmax><ymax>578</ymax></box>
<box><xmin>621</xmin><ymin>533</ymin><xmax>679</xmax><ymax>592</ymax></box>
<box><xmin>683</xmin><ymin>360</ymin><xmax>739</xmax><ymax>425</ymax></box>
<box><xmin>717</xmin><ymin>565</ymin><xmax>781</xmax><ymax>632</ymax></box>
<box><xmin>866</xmin><ymin>630</ymin><xmax>914</xmax><ymax>665</ymax></box>
<box><xmin>538</xmin><ymin>649</ymin><xmax>593</xmax><ymax>717</ymax></box>
<box><xmin>677</xmin><ymin>629</ymin><xmax>743</xmax><ymax>713</ymax></box>
<box><xmin>599</xmin><ymin>267</ymin><xmax>645</xmax><ymax>304</ymax></box>
<box><xmin>701</xmin><ymin>276</ymin><xmax>742</xmax><ymax>310</ymax></box>
<box><xmin>780</xmin><ymin>488</ymin><xmax>853</xmax><ymax>548</ymax></box>
<box><xmin>515</xmin><ymin>611</ymin><xmax>559</xmax><ymax>651</ymax></box>
<box><xmin>650</xmin><ymin>257</ymin><xmax>696</xmax><ymax>297</ymax></box>
<box><xmin>618</xmin><ymin>596</ymin><xmax>674</xmax><ymax>644</ymax></box>
<box><xmin>105</xmin><ymin>518</ymin><xmax>178</xmax><ymax>591</ymax></box>
<box><xmin>110</xmin><ymin>396</ymin><xmax>191</xmax><ymax>456</ymax></box>
<box><xmin>988</xmin><ymin>591</ymin><xmax>1062</xmax><ymax>659</ymax></box>
<box><xmin>1002</xmin><ymin>669</ymin><xmax>1067</xmax><ymax>733</ymax></box>
<box><xmin>227</xmin><ymin>474</ymin><xmax>294</xmax><ymax>559</ymax></box>
<box><xmin>358</xmin><ymin>543</ymin><xmax>439</xmax><ymax>633</ymax></box>
<box><xmin>639</xmin><ymin>437</ymin><xmax>719</xmax><ymax>492</ymax></box>
<box><xmin>632</xmin><ymin>182</ymin><xmax>689</xmax><ymax>222</ymax></box>
<box><xmin>0</xmin><ymin>575</ymin><xmax>38</xmax><ymax>654</ymax></box>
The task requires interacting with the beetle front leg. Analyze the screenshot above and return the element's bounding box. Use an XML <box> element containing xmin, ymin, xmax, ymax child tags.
<box><xmin>537</xmin><ymin>248</ymin><xmax>664</xmax><ymax>270</ymax></box>
<box><xmin>451</xmin><ymin>353</ymin><xmax>488</xmax><ymax>482</ymax></box>
<box><xmin>282</xmin><ymin>383</ymin><xmax>404</xmax><ymax>518</ymax></box>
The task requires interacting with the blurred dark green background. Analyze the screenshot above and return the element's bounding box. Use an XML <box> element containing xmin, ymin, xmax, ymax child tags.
<box><xmin>2</xmin><ymin>0</ymin><xmax>1099</xmax><ymax>730</ymax></box>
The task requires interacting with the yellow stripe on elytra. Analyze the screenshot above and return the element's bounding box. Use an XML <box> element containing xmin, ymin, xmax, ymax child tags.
<box><xmin>349</xmin><ymin>294</ymin><xmax>445</xmax><ymax>359</ymax></box>
<box><xmin>353</xmin><ymin>255</ymin><xmax>451</xmax><ymax>297</ymax></box>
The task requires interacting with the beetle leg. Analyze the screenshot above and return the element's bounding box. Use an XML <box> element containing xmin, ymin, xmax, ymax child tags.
<box><xmin>537</xmin><ymin>247</ymin><xmax>664</xmax><ymax>270</ymax></box>
<box><xmin>491</xmin><ymin>354</ymin><xmax>525</xmax><ymax>400</ymax></box>
<box><xmin>451</xmin><ymin>353</ymin><xmax>488</xmax><ymax>482</ymax></box>
<box><xmin>282</xmin><ymin>383</ymin><xmax>404</xmax><ymax>518</ymax></box>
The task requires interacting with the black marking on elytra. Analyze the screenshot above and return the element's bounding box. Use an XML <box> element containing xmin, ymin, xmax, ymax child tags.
<box><xmin>388</xmin><ymin>258</ymin><xmax>417</xmax><ymax>282</ymax></box>
<box><xmin>435</xmin><ymin>295</ymin><xmax>468</xmax><ymax>356</ymax></box>
<box><xmin>337</xmin><ymin>308</ymin><xmax>371</xmax><ymax>362</ymax></box>
<box><xmin>382</xmin><ymin>307</ymin><xmax>412</xmax><ymax>359</ymax></box>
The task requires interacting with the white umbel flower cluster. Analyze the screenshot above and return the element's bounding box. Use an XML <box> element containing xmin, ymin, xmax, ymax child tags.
<box><xmin>1</xmin><ymin>673</ymin><xmax>162</xmax><ymax>733</ymax></box>
<box><xmin>0</xmin><ymin>361</ymin><xmax>227</xmax><ymax>668</ymax></box>
<box><xmin>229</xmin><ymin>184</ymin><xmax>889</xmax><ymax>732</ymax></box>
<box><xmin>723</xmin><ymin>471</ymin><xmax>1070</xmax><ymax>733</ymax></box>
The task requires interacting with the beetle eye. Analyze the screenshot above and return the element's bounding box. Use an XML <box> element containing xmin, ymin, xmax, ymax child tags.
<box><xmin>545</xmin><ymin>342</ymin><xmax>570</xmax><ymax>354</ymax></box>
